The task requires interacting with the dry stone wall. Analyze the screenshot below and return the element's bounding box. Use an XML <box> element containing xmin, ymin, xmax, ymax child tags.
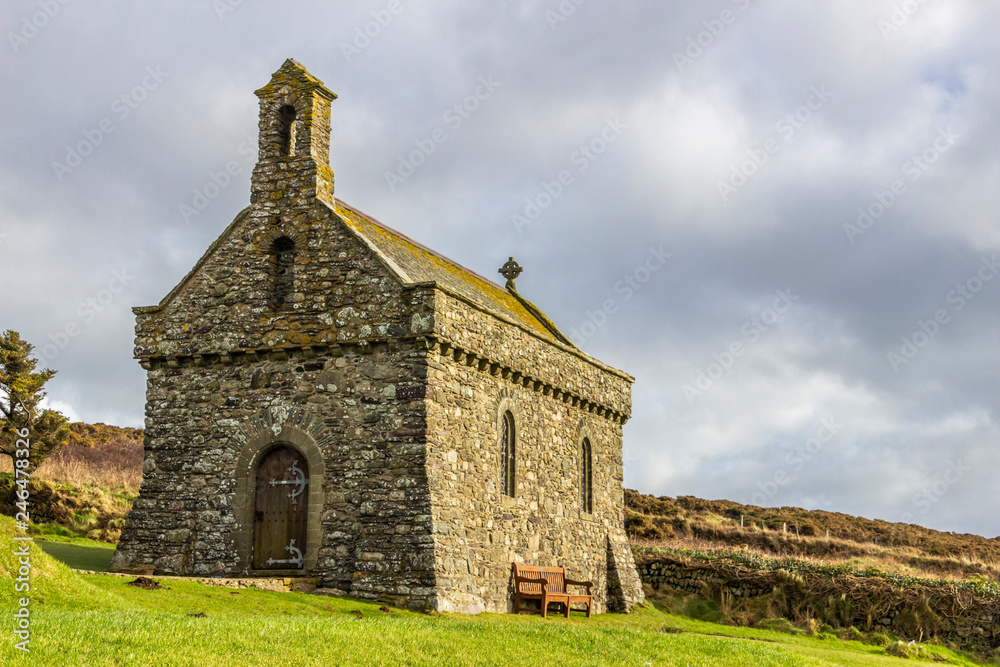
<box><xmin>635</xmin><ymin>554</ymin><xmax>1000</xmax><ymax>653</ymax></box>
<box><xmin>636</xmin><ymin>557</ymin><xmax>770</xmax><ymax>600</ymax></box>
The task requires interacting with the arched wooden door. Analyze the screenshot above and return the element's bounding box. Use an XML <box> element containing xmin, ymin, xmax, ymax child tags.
<box><xmin>253</xmin><ymin>446</ymin><xmax>309</xmax><ymax>569</ymax></box>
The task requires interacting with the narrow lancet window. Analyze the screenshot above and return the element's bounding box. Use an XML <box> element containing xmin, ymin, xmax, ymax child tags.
<box><xmin>278</xmin><ymin>104</ymin><xmax>296</xmax><ymax>156</ymax></box>
<box><xmin>500</xmin><ymin>411</ymin><xmax>515</xmax><ymax>497</ymax></box>
<box><xmin>581</xmin><ymin>438</ymin><xmax>593</xmax><ymax>513</ymax></box>
<box><xmin>272</xmin><ymin>236</ymin><xmax>295</xmax><ymax>307</ymax></box>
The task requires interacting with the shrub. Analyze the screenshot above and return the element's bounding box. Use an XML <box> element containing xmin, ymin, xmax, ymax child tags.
<box><xmin>837</xmin><ymin>626</ymin><xmax>865</xmax><ymax>642</ymax></box>
<box><xmin>865</xmin><ymin>632</ymin><xmax>892</xmax><ymax>647</ymax></box>
<box><xmin>884</xmin><ymin>640</ymin><xmax>911</xmax><ymax>657</ymax></box>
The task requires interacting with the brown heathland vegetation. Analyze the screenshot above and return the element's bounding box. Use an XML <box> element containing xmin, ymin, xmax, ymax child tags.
<box><xmin>0</xmin><ymin>422</ymin><xmax>142</xmax><ymax>541</ymax></box>
<box><xmin>625</xmin><ymin>490</ymin><xmax>1000</xmax><ymax>582</ymax></box>
<box><xmin>626</xmin><ymin>490</ymin><xmax>1000</xmax><ymax>657</ymax></box>
<box><xmin>0</xmin><ymin>422</ymin><xmax>143</xmax><ymax>488</ymax></box>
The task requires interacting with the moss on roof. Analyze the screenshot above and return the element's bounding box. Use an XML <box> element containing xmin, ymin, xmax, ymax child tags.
<box><xmin>334</xmin><ymin>201</ymin><xmax>568</xmax><ymax>345</ymax></box>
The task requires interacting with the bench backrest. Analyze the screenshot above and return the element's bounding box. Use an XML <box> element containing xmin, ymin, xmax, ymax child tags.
<box><xmin>513</xmin><ymin>563</ymin><xmax>567</xmax><ymax>594</ymax></box>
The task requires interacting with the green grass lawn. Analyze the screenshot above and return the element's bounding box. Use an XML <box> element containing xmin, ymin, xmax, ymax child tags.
<box><xmin>1</xmin><ymin>516</ymin><xmax>990</xmax><ymax>667</ymax></box>
<box><xmin>35</xmin><ymin>535</ymin><xmax>116</xmax><ymax>572</ymax></box>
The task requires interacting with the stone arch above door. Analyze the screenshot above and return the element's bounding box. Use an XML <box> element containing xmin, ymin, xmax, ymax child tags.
<box><xmin>231</xmin><ymin>406</ymin><xmax>329</xmax><ymax>574</ymax></box>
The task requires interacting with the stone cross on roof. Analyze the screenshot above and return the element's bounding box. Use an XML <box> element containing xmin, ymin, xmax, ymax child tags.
<box><xmin>498</xmin><ymin>257</ymin><xmax>523</xmax><ymax>290</ymax></box>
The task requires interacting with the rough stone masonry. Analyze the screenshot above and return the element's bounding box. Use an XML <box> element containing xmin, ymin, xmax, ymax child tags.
<box><xmin>110</xmin><ymin>59</ymin><xmax>644</xmax><ymax>615</ymax></box>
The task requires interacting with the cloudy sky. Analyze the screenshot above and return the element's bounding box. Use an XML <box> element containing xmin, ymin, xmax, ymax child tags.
<box><xmin>2</xmin><ymin>1</ymin><xmax>998</xmax><ymax>536</ymax></box>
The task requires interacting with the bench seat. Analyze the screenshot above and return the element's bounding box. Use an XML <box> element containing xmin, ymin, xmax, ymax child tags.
<box><xmin>512</xmin><ymin>563</ymin><xmax>593</xmax><ymax>618</ymax></box>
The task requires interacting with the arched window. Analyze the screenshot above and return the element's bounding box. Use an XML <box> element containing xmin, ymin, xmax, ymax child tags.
<box><xmin>272</xmin><ymin>236</ymin><xmax>295</xmax><ymax>307</ymax></box>
<box><xmin>278</xmin><ymin>104</ymin><xmax>296</xmax><ymax>156</ymax></box>
<box><xmin>580</xmin><ymin>438</ymin><xmax>593</xmax><ymax>513</ymax></box>
<box><xmin>500</xmin><ymin>411</ymin><xmax>515</xmax><ymax>497</ymax></box>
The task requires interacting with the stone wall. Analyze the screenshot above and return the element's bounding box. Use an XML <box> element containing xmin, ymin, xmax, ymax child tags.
<box><xmin>635</xmin><ymin>554</ymin><xmax>1000</xmax><ymax>652</ymax></box>
<box><xmin>636</xmin><ymin>557</ymin><xmax>771</xmax><ymax>600</ymax></box>
<box><xmin>606</xmin><ymin>537</ymin><xmax>645</xmax><ymax>612</ymax></box>
<box><xmin>421</xmin><ymin>290</ymin><xmax>643</xmax><ymax>614</ymax></box>
<box><xmin>111</xmin><ymin>337</ymin><xmax>440</xmax><ymax>610</ymax></box>
<box><xmin>432</xmin><ymin>290</ymin><xmax>632</xmax><ymax>419</ymax></box>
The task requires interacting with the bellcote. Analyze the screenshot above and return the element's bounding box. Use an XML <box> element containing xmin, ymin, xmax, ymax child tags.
<box><xmin>252</xmin><ymin>59</ymin><xmax>337</xmax><ymax>205</ymax></box>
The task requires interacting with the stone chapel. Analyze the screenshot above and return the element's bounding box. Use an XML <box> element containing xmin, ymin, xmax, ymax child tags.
<box><xmin>110</xmin><ymin>59</ymin><xmax>644</xmax><ymax>614</ymax></box>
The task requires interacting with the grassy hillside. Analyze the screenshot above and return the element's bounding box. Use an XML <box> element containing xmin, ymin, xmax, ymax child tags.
<box><xmin>46</xmin><ymin>422</ymin><xmax>144</xmax><ymax>489</ymax></box>
<box><xmin>625</xmin><ymin>490</ymin><xmax>1000</xmax><ymax>659</ymax></box>
<box><xmin>0</xmin><ymin>474</ymin><xmax>138</xmax><ymax>542</ymax></box>
<box><xmin>65</xmin><ymin>422</ymin><xmax>144</xmax><ymax>449</ymax></box>
<box><xmin>0</xmin><ymin>421</ymin><xmax>143</xmax><ymax>489</ymax></box>
<box><xmin>625</xmin><ymin>490</ymin><xmax>1000</xmax><ymax>582</ymax></box>
<box><xmin>0</xmin><ymin>515</ymin><xmax>986</xmax><ymax>666</ymax></box>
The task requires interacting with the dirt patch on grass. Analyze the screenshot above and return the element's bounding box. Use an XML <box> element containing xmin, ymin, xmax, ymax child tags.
<box><xmin>127</xmin><ymin>576</ymin><xmax>165</xmax><ymax>590</ymax></box>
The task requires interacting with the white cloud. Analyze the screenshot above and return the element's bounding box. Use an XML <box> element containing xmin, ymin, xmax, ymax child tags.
<box><xmin>39</xmin><ymin>397</ymin><xmax>80</xmax><ymax>424</ymax></box>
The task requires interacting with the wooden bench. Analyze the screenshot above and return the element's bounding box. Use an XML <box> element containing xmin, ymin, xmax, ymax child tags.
<box><xmin>512</xmin><ymin>563</ymin><xmax>593</xmax><ymax>618</ymax></box>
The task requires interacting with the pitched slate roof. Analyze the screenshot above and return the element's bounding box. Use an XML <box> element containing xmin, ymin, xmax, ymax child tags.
<box><xmin>333</xmin><ymin>201</ymin><xmax>575</xmax><ymax>347</ymax></box>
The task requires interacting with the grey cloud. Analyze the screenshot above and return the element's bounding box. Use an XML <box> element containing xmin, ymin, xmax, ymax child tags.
<box><xmin>2</xmin><ymin>0</ymin><xmax>998</xmax><ymax>536</ymax></box>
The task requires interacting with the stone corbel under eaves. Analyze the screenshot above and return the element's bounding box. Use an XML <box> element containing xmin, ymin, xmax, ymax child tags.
<box><xmin>415</xmin><ymin>335</ymin><xmax>627</xmax><ymax>425</ymax></box>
